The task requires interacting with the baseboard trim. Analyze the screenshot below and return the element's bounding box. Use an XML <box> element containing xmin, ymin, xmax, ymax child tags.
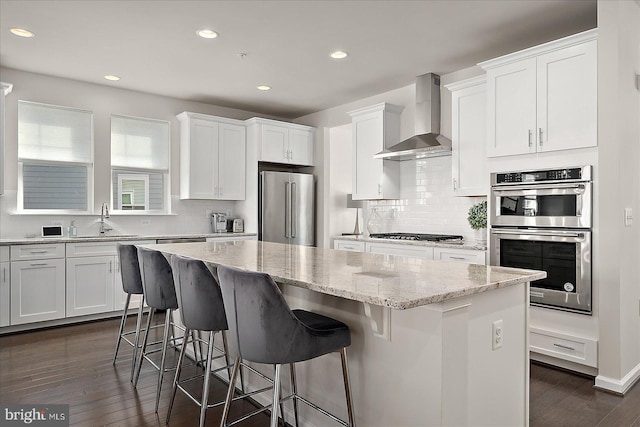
<box><xmin>595</xmin><ymin>362</ymin><xmax>640</xmax><ymax>395</ymax></box>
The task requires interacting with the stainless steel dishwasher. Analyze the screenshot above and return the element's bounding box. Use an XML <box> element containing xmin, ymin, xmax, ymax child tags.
<box><xmin>156</xmin><ymin>237</ymin><xmax>207</xmax><ymax>244</ymax></box>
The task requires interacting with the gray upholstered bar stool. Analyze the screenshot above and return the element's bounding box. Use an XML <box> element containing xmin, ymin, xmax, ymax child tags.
<box><xmin>217</xmin><ymin>265</ymin><xmax>356</xmax><ymax>427</ymax></box>
<box><xmin>166</xmin><ymin>254</ymin><xmax>232</xmax><ymax>427</ymax></box>
<box><xmin>134</xmin><ymin>246</ymin><xmax>196</xmax><ymax>413</ymax></box>
<box><xmin>112</xmin><ymin>243</ymin><xmax>146</xmax><ymax>382</ymax></box>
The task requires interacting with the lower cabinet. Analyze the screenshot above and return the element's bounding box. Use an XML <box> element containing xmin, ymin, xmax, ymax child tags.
<box><xmin>206</xmin><ymin>235</ymin><xmax>258</xmax><ymax>243</ymax></box>
<box><xmin>10</xmin><ymin>258</ymin><xmax>66</xmax><ymax>325</ymax></box>
<box><xmin>333</xmin><ymin>240</ymin><xmax>365</xmax><ymax>252</ymax></box>
<box><xmin>66</xmin><ymin>255</ymin><xmax>116</xmax><ymax>317</ymax></box>
<box><xmin>1</xmin><ymin>246</ymin><xmax>10</xmax><ymax>327</ymax></box>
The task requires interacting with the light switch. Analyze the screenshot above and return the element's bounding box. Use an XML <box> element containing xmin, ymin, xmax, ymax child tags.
<box><xmin>624</xmin><ymin>208</ymin><xmax>633</xmax><ymax>226</ymax></box>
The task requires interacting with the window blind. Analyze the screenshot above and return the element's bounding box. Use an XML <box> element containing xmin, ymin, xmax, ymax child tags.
<box><xmin>111</xmin><ymin>115</ymin><xmax>169</xmax><ymax>170</ymax></box>
<box><xmin>22</xmin><ymin>164</ymin><xmax>87</xmax><ymax>210</ymax></box>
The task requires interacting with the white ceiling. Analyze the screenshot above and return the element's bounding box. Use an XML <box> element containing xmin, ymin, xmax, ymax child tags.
<box><xmin>0</xmin><ymin>0</ymin><xmax>597</xmax><ymax>119</ymax></box>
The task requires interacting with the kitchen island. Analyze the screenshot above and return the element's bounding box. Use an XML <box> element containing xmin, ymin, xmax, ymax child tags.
<box><xmin>143</xmin><ymin>240</ymin><xmax>545</xmax><ymax>427</ymax></box>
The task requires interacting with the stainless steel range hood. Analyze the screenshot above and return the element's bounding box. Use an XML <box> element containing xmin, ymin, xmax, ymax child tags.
<box><xmin>374</xmin><ymin>73</ymin><xmax>452</xmax><ymax>161</ymax></box>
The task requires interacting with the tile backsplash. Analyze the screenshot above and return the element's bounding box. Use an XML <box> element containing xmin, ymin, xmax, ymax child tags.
<box><xmin>366</xmin><ymin>156</ymin><xmax>486</xmax><ymax>242</ymax></box>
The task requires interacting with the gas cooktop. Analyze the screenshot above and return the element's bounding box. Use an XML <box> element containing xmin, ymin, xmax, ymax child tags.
<box><xmin>369</xmin><ymin>233</ymin><xmax>464</xmax><ymax>242</ymax></box>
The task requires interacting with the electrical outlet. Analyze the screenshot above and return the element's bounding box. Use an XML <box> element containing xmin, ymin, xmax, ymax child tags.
<box><xmin>141</xmin><ymin>219</ymin><xmax>151</xmax><ymax>226</ymax></box>
<box><xmin>492</xmin><ymin>320</ymin><xmax>503</xmax><ymax>350</ymax></box>
<box><xmin>624</xmin><ymin>208</ymin><xmax>633</xmax><ymax>226</ymax></box>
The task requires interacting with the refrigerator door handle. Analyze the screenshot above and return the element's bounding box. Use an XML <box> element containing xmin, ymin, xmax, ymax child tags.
<box><xmin>285</xmin><ymin>181</ymin><xmax>292</xmax><ymax>238</ymax></box>
<box><xmin>291</xmin><ymin>182</ymin><xmax>297</xmax><ymax>238</ymax></box>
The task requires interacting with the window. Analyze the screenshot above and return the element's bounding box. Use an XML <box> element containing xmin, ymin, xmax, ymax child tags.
<box><xmin>18</xmin><ymin>101</ymin><xmax>93</xmax><ymax>211</ymax></box>
<box><xmin>111</xmin><ymin>115</ymin><xmax>169</xmax><ymax>212</ymax></box>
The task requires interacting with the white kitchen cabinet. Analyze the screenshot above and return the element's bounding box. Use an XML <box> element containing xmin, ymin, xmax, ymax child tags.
<box><xmin>366</xmin><ymin>242</ymin><xmax>434</xmax><ymax>260</ymax></box>
<box><xmin>0</xmin><ymin>82</ymin><xmax>12</xmax><ymax>195</ymax></box>
<box><xmin>66</xmin><ymin>255</ymin><xmax>115</xmax><ymax>317</ymax></box>
<box><xmin>446</xmin><ymin>76</ymin><xmax>488</xmax><ymax>196</ymax></box>
<box><xmin>178</xmin><ymin>112</ymin><xmax>246</xmax><ymax>200</ymax></box>
<box><xmin>333</xmin><ymin>239</ymin><xmax>365</xmax><ymax>252</ymax></box>
<box><xmin>10</xmin><ymin>255</ymin><xmax>66</xmax><ymax>325</ymax></box>
<box><xmin>348</xmin><ymin>103</ymin><xmax>403</xmax><ymax>200</ymax></box>
<box><xmin>246</xmin><ymin>118</ymin><xmax>315</xmax><ymax>166</ymax></box>
<box><xmin>529</xmin><ymin>326</ymin><xmax>598</xmax><ymax>368</ymax></box>
<box><xmin>433</xmin><ymin>247</ymin><xmax>486</xmax><ymax>265</ymax></box>
<box><xmin>480</xmin><ymin>29</ymin><xmax>597</xmax><ymax>157</ymax></box>
<box><xmin>0</xmin><ymin>246</ymin><xmax>9</xmax><ymax>327</ymax></box>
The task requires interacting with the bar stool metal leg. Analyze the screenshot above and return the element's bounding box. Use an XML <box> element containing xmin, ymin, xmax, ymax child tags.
<box><xmin>200</xmin><ymin>331</ymin><xmax>216</xmax><ymax>427</ymax></box>
<box><xmin>113</xmin><ymin>293</ymin><xmax>131</xmax><ymax>364</ymax></box>
<box><xmin>133</xmin><ymin>307</ymin><xmax>155</xmax><ymax>387</ymax></box>
<box><xmin>220</xmin><ymin>357</ymin><xmax>241</xmax><ymax>427</ymax></box>
<box><xmin>270</xmin><ymin>364</ymin><xmax>282</xmax><ymax>427</ymax></box>
<box><xmin>167</xmin><ymin>328</ymin><xmax>190</xmax><ymax>424</ymax></box>
<box><xmin>340</xmin><ymin>348</ymin><xmax>356</xmax><ymax>427</ymax></box>
<box><xmin>290</xmin><ymin>363</ymin><xmax>300</xmax><ymax>427</ymax></box>
<box><xmin>131</xmin><ymin>300</ymin><xmax>145</xmax><ymax>382</ymax></box>
<box><xmin>155</xmin><ymin>308</ymin><xmax>173</xmax><ymax>413</ymax></box>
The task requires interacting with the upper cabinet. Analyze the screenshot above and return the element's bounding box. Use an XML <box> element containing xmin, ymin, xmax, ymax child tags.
<box><xmin>0</xmin><ymin>82</ymin><xmax>13</xmax><ymax>196</ymax></box>
<box><xmin>446</xmin><ymin>76</ymin><xmax>488</xmax><ymax>197</ymax></box>
<box><xmin>348</xmin><ymin>103</ymin><xmax>403</xmax><ymax>200</ymax></box>
<box><xmin>479</xmin><ymin>29</ymin><xmax>597</xmax><ymax>157</ymax></box>
<box><xmin>246</xmin><ymin>118</ymin><xmax>314</xmax><ymax>166</ymax></box>
<box><xmin>178</xmin><ymin>112</ymin><xmax>246</xmax><ymax>200</ymax></box>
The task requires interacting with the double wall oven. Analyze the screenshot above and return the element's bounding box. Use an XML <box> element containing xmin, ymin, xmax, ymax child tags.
<box><xmin>490</xmin><ymin>166</ymin><xmax>592</xmax><ymax>314</ymax></box>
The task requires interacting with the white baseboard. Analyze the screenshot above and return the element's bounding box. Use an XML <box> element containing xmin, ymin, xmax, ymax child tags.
<box><xmin>595</xmin><ymin>361</ymin><xmax>640</xmax><ymax>395</ymax></box>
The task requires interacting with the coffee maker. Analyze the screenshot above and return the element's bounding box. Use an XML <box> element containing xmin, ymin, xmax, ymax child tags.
<box><xmin>210</xmin><ymin>212</ymin><xmax>227</xmax><ymax>233</ymax></box>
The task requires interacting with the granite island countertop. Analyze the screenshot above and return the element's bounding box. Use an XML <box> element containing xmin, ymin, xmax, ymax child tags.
<box><xmin>0</xmin><ymin>232</ymin><xmax>257</xmax><ymax>246</ymax></box>
<box><xmin>142</xmin><ymin>240</ymin><xmax>545</xmax><ymax>310</ymax></box>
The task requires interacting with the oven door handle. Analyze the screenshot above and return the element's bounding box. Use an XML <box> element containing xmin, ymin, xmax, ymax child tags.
<box><xmin>491</xmin><ymin>229</ymin><xmax>585</xmax><ymax>239</ymax></box>
<box><xmin>492</xmin><ymin>183</ymin><xmax>585</xmax><ymax>197</ymax></box>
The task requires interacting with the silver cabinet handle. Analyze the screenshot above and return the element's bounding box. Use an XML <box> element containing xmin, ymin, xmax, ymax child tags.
<box><xmin>342</xmin><ymin>245</ymin><xmax>354</xmax><ymax>250</ymax></box>
<box><xmin>553</xmin><ymin>343</ymin><xmax>575</xmax><ymax>351</ymax></box>
<box><xmin>219</xmin><ymin>186</ymin><xmax>223</xmax><ymax>197</ymax></box>
<box><xmin>453</xmin><ymin>178</ymin><xmax>457</xmax><ymax>190</ymax></box>
<box><xmin>539</xmin><ymin>128</ymin><xmax>543</xmax><ymax>145</ymax></box>
<box><xmin>528</xmin><ymin>130</ymin><xmax>533</xmax><ymax>147</ymax></box>
<box><xmin>2</xmin><ymin>268</ymin><xmax>5</xmax><ymax>283</ymax></box>
<box><xmin>109</xmin><ymin>260</ymin><xmax>113</xmax><ymax>273</ymax></box>
<box><xmin>115</xmin><ymin>260</ymin><xmax>120</xmax><ymax>273</ymax></box>
<box><xmin>29</xmin><ymin>250</ymin><xmax>48</xmax><ymax>254</ymax></box>
<box><xmin>30</xmin><ymin>263</ymin><xmax>47</xmax><ymax>267</ymax></box>
<box><xmin>378</xmin><ymin>184</ymin><xmax>382</xmax><ymax>194</ymax></box>
<box><xmin>449</xmin><ymin>256</ymin><xmax>467</xmax><ymax>260</ymax></box>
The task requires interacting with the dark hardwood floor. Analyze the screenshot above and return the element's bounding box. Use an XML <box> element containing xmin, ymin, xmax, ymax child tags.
<box><xmin>1</xmin><ymin>316</ymin><xmax>639</xmax><ymax>426</ymax></box>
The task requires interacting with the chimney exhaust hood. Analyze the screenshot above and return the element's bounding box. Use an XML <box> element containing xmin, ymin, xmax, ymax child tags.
<box><xmin>374</xmin><ymin>73</ymin><xmax>452</xmax><ymax>161</ymax></box>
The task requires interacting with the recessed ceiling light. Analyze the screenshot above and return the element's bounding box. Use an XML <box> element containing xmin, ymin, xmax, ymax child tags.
<box><xmin>104</xmin><ymin>75</ymin><xmax>120</xmax><ymax>81</ymax></box>
<box><xmin>330</xmin><ymin>50</ymin><xmax>348</xmax><ymax>59</ymax></box>
<box><xmin>197</xmin><ymin>29</ymin><xmax>219</xmax><ymax>39</ymax></box>
<box><xmin>257</xmin><ymin>85</ymin><xmax>271</xmax><ymax>91</ymax></box>
<box><xmin>10</xmin><ymin>28</ymin><xmax>35</xmax><ymax>38</ymax></box>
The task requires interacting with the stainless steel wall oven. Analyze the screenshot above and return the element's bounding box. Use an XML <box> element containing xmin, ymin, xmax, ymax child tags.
<box><xmin>490</xmin><ymin>166</ymin><xmax>593</xmax><ymax>314</ymax></box>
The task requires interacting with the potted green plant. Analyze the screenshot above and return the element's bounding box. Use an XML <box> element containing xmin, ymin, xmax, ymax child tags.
<box><xmin>468</xmin><ymin>200</ymin><xmax>487</xmax><ymax>246</ymax></box>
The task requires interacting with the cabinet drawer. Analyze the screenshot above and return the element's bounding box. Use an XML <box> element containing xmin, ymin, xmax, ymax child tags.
<box><xmin>0</xmin><ymin>247</ymin><xmax>8</xmax><ymax>262</ymax></box>
<box><xmin>366</xmin><ymin>243</ymin><xmax>434</xmax><ymax>259</ymax></box>
<box><xmin>529</xmin><ymin>327</ymin><xmax>597</xmax><ymax>368</ymax></box>
<box><xmin>11</xmin><ymin>244</ymin><xmax>65</xmax><ymax>260</ymax></box>
<box><xmin>433</xmin><ymin>248</ymin><xmax>486</xmax><ymax>265</ymax></box>
<box><xmin>334</xmin><ymin>241</ymin><xmax>365</xmax><ymax>252</ymax></box>
<box><xmin>67</xmin><ymin>242</ymin><xmax>117</xmax><ymax>257</ymax></box>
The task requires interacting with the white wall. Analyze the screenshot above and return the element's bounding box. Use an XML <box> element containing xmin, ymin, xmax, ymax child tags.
<box><xmin>0</xmin><ymin>67</ymin><xmax>283</xmax><ymax>239</ymax></box>
<box><xmin>595</xmin><ymin>0</ymin><xmax>640</xmax><ymax>392</ymax></box>
<box><xmin>328</xmin><ymin>124</ymin><xmax>356</xmax><ymax>237</ymax></box>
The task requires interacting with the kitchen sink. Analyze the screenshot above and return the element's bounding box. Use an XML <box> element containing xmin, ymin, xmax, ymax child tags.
<box><xmin>75</xmin><ymin>234</ymin><xmax>140</xmax><ymax>239</ymax></box>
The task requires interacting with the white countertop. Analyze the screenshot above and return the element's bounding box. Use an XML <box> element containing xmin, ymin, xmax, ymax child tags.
<box><xmin>333</xmin><ymin>234</ymin><xmax>487</xmax><ymax>250</ymax></box>
<box><xmin>0</xmin><ymin>232</ymin><xmax>257</xmax><ymax>246</ymax></box>
<box><xmin>143</xmin><ymin>240</ymin><xmax>544</xmax><ymax>310</ymax></box>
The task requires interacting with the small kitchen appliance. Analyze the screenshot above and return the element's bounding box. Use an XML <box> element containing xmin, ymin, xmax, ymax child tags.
<box><xmin>210</xmin><ymin>213</ymin><xmax>227</xmax><ymax>233</ymax></box>
<box><xmin>232</xmin><ymin>218</ymin><xmax>244</xmax><ymax>233</ymax></box>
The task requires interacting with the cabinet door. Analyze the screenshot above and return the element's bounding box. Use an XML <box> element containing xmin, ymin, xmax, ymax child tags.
<box><xmin>188</xmin><ymin>118</ymin><xmax>219</xmax><ymax>199</ymax></box>
<box><xmin>10</xmin><ymin>259</ymin><xmax>65</xmax><ymax>325</ymax></box>
<box><xmin>218</xmin><ymin>123</ymin><xmax>246</xmax><ymax>200</ymax></box>
<box><xmin>289</xmin><ymin>128</ymin><xmax>314</xmax><ymax>166</ymax></box>
<box><xmin>451</xmin><ymin>82</ymin><xmax>488</xmax><ymax>196</ymax></box>
<box><xmin>66</xmin><ymin>256</ymin><xmax>115</xmax><ymax>317</ymax></box>
<box><xmin>536</xmin><ymin>40</ymin><xmax>597</xmax><ymax>152</ymax></box>
<box><xmin>0</xmin><ymin>262</ymin><xmax>9</xmax><ymax>327</ymax></box>
<box><xmin>486</xmin><ymin>58</ymin><xmax>537</xmax><ymax>157</ymax></box>
<box><xmin>353</xmin><ymin>112</ymin><xmax>384</xmax><ymax>200</ymax></box>
<box><xmin>261</xmin><ymin>124</ymin><xmax>288</xmax><ymax>163</ymax></box>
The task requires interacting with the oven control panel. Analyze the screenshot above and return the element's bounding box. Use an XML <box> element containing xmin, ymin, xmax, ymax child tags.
<box><xmin>493</xmin><ymin>166</ymin><xmax>589</xmax><ymax>185</ymax></box>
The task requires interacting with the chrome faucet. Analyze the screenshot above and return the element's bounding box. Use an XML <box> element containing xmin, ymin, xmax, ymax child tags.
<box><xmin>99</xmin><ymin>202</ymin><xmax>112</xmax><ymax>234</ymax></box>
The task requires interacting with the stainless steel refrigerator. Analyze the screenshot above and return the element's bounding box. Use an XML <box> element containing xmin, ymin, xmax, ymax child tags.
<box><xmin>259</xmin><ymin>171</ymin><xmax>315</xmax><ymax>246</ymax></box>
